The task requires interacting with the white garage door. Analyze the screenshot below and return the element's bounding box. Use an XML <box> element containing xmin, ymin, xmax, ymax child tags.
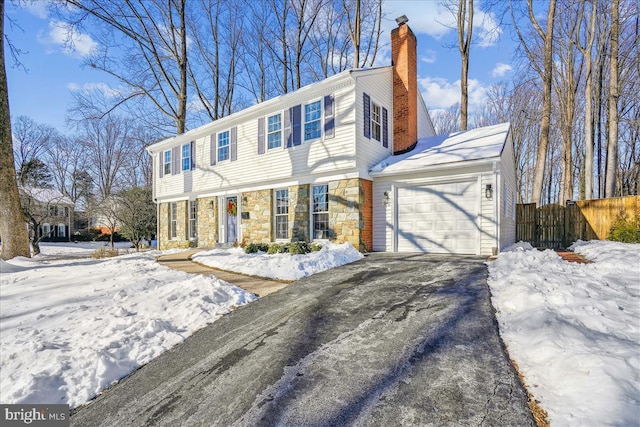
<box><xmin>396</xmin><ymin>180</ymin><xmax>478</xmax><ymax>254</ymax></box>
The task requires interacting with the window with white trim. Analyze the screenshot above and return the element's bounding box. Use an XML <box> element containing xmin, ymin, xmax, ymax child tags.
<box><xmin>371</xmin><ymin>102</ymin><xmax>381</xmax><ymax>142</ymax></box>
<box><xmin>267</xmin><ymin>113</ymin><xmax>282</xmax><ymax>149</ymax></box>
<box><xmin>58</xmin><ymin>223</ymin><xmax>66</xmax><ymax>238</ymax></box>
<box><xmin>169</xmin><ymin>202</ymin><xmax>177</xmax><ymax>239</ymax></box>
<box><xmin>42</xmin><ymin>223</ymin><xmax>51</xmax><ymax>237</ymax></box>
<box><xmin>274</xmin><ymin>189</ymin><xmax>289</xmax><ymax>240</ymax></box>
<box><xmin>189</xmin><ymin>200</ymin><xmax>198</xmax><ymax>240</ymax></box>
<box><xmin>182</xmin><ymin>143</ymin><xmax>191</xmax><ymax>171</ymax></box>
<box><xmin>218</xmin><ymin>131</ymin><xmax>230</xmax><ymax>162</ymax></box>
<box><xmin>312</xmin><ymin>184</ymin><xmax>329</xmax><ymax>239</ymax></box>
<box><xmin>164</xmin><ymin>150</ymin><xmax>171</xmax><ymax>175</ymax></box>
<box><xmin>304</xmin><ymin>100</ymin><xmax>322</xmax><ymax>141</ymax></box>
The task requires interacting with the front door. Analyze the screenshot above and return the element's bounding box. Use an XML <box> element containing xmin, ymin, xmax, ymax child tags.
<box><xmin>226</xmin><ymin>196</ymin><xmax>238</xmax><ymax>243</ymax></box>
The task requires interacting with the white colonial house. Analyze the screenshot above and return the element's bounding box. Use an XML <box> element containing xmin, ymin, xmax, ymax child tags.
<box><xmin>147</xmin><ymin>19</ymin><xmax>516</xmax><ymax>255</ymax></box>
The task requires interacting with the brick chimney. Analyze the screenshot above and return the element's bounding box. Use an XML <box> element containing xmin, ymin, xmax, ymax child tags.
<box><xmin>391</xmin><ymin>17</ymin><xmax>418</xmax><ymax>154</ymax></box>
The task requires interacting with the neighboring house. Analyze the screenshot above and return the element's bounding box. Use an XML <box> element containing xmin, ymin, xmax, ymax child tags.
<box><xmin>20</xmin><ymin>187</ymin><xmax>74</xmax><ymax>242</ymax></box>
<box><xmin>147</xmin><ymin>19</ymin><xmax>516</xmax><ymax>255</ymax></box>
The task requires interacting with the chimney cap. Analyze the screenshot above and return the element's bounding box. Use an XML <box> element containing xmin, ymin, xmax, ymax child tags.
<box><xmin>395</xmin><ymin>15</ymin><xmax>409</xmax><ymax>26</ymax></box>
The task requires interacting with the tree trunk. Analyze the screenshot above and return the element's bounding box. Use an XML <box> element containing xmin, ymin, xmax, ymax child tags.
<box><xmin>530</xmin><ymin>0</ymin><xmax>557</xmax><ymax>206</ymax></box>
<box><xmin>581</xmin><ymin>1</ymin><xmax>597</xmax><ymax>200</ymax></box>
<box><xmin>0</xmin><ymin>1</ymin><xmax>31</xmax><ymax>260</ymax></box>
<box><xmin>353</xmin><ymin>0</ymin><xmax>360</xmax><ymax>68</ymax></box>
<box><xmin>605</xmin><ymin>0</ymin><xmax>619</xmax><ymax>197</ymax></box>
<box><xmin>458</xmin><ymin>0</ymin><xmax>473</xmax><ymax>131</ymax></box>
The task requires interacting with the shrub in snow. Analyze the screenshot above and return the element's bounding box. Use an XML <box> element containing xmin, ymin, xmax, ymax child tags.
<box><xmin>608</xmin><ymin>211</ymin><xmax>640</xmax><ymax>243</ymax></box>
<box><xmin>288</xmin><ymin>241</ymin><xmax>310</xmax><ymax>255</ymax></box>
<box><xmin>267</xmin><ymin>243</ymin><xmax>287</xmax><ymax>254</ymax></box>
<box><xmin>244</xmin><ymin>243</ymin><xmax>269</xmax><ymax>254</ymax></box>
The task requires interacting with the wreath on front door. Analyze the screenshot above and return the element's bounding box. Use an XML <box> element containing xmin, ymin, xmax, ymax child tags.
<box><xmin>227</xmin><ymin>199</ymin><xmax>237</xmax><ymax>216</ymax></box>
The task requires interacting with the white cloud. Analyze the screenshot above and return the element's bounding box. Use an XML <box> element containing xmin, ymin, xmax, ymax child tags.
<box><xmin>475</xmin><ymin>10</ymin><xmax>502</xmax><ymax>48</ymax></box>
<box><xmin>68</xmin><ymin>82</ymin><xmax>121</xmax><ymax>98</ymax></box>
<box><xmin>40</xmin><ymin>21</ymin><xmax>97</xmax><ymax>58</ymax></box>
<box><xmin>419</xmin><ymin>76</ymin><xmax>489</xmax><ymax>111</ymax></box>
<box><xmin>23</xmin><ymin>2</ymin><xmax>48</xmax><ymax>19</ymax></box>
<box><xmin>421</xmin><ymin>49</ymin><xmax>437</xmax><ymax>64</ymax></box>
<box><xmin>492</xmin><ymin>62</ymin><xmax>513</xmax><ymax>78</ymax></box>
<box><xmin>381</xmin><ymin>1</ymin><xmax>453</xmax><ymax>39</ymax></box>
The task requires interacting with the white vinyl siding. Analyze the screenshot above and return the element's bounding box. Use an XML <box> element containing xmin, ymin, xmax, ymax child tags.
<box><xmin>354</xmin><ymin>69</ymin><xmax>394</xmax><ymax>178</ymax></box>
<box><xmin>498</xmin><ymin>133</ymin><xmax>517</xmax><ymax>251</ymax></box>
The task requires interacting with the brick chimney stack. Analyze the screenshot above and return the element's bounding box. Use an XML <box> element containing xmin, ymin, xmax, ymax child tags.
<box><xmin>391</xmin><ymin>17</ymin><xmax>418</xmax><ymax>154</ymax></box>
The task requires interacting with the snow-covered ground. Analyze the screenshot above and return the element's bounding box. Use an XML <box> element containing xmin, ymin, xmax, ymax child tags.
<box><xmin>192</xmin><ymin>242</ymin><xmax>364</xmax><ymax>280</ymax></box>
<box><xmin>0</xmin><ymin>242</ymin><xmax>362</xmax><ymax>409</ymax></box>
<box><xmin>488</xmin><ymin>240</ymin><xmax>640</xmax><ymax>427</ymax></box>
<box><xmin>2</xmin><ymin>240</ymin><xmax>638</xmax><ymax>424</ymax></box>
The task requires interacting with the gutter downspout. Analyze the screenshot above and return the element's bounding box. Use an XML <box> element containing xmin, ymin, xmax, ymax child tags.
<box><xmin>493</xmin><ymin>161</ymin><xmax>500</xmax><ymax>255</ymax></box>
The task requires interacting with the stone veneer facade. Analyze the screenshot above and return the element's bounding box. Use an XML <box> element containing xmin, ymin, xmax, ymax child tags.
<box><xmin>197</xmin><ymin>197</ymin><xmax>218</xmax><ymax>247</ymax></box>
<box><xmin>158</xmin><ymin>200</ymin><xmax>189</xmax><ymax>250</ymax></box>
<box><xmin>157</xmin><ymin>178</ymin><xmax>373</xmax><ymax>251</ymax></box>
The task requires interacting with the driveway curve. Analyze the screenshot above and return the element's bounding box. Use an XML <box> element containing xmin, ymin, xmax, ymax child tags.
<box><xmin>71</xmin><ymin>253</ymin><xmax>535</xmax><ymax>426</ymax></box>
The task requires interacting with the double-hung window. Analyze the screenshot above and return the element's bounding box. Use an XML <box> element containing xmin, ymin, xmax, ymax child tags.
<box><xmin>182</xmin><ymin>143</ymin><xmax>191</xmax><ymax>171</ymax></box>
<box><xmin>169</xmin><ymin>202</ymin><xmax>177</xmax><ymax>239</ymax></box>
<box><xmin>312</xmin><ymin>184</ymin><xmax>329</xmax><ymax>239</ymax></box>
<box><xmin>188</xmin><ymin>200</ymin><xmax>198</xmax><ymax>240</ymax></box>
<box><xmin>267</xmin><ymin>113</ymin><xmax>282</xmax><ymax>149</ymax></box>
<box><xmin>274</xmin><ymin>189</ymin><xmax>289</xmax><ymax>240</ymax></box>
<box><xmin>164</xmin><ymin>150</ymin><xmax>172</xmax><ymax>175</ymax></box>
<box><xmin>371</xmin><ymin>102</ymin><xmax>381</xmax><ymax>142</ymax></box>
<box><xmin>218</xmin><ymin>131</ymin><xmax>230</xmax><ymax>162</ymax></box>
<box><xmin>304</xmin><ymin>100</ymin><xmax>322</xmax><ymax>141</ymax></box>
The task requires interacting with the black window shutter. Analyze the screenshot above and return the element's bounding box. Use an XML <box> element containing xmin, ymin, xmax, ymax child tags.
<box><xmin>210</xmin><ymin>135</ymin><xmax>216</xmax><ymax>165</ymax></box>
<box><xmin>324</xmin><ymin>94</ymin><xmax>334</xmax><ymax>139</ymax></box>
<box><xmin>257</xmin><ymin>117</ymin><xmax>265</xmax><ymax>154</ymax></box>
<box><xmin>190</xmin><ymin>141</ymin><xmax>196</xmax><ymax>169</ymax></box>
<box><xmin>382</xmin><ymin>107</ymin><xmax>389</xmax><ymax>148</ymax></box>
<box><xmin>363</xmin><ymin>92</ymin><xmax>371</xmax><ymax>139</ymax></box>
<box><xmin>172</xmin><ymin>146</ymin><xmax>180</xmax><ymax>174</ymax></box>
<box><xmin>158</xmin><ymin>153</ymin><xmax>163</xmax><ymax>178</ymax></box>
<box><xmin>292</xmin><ymin>105</ymin><xmax>301</xmax><ymax>146</ymax></box>
<box><xmin>230</xmin><ymin>126</ymin><xmax>237</xmax><ymax>161</ymax></box>
<box><xmin>284</xmin><ymin>108</ymin><xmax>292</xmax><ymax>148</ymax></box>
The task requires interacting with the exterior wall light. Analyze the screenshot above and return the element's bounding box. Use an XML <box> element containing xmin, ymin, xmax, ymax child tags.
<box><xmin>383</xmin><ymin>191</ymin><xmax>390</xmax><ymax>205</ymax></box>
<box><xmin>485</xmin><ymin>184</ymin><xmax>493</xmax><ymax>200</ymax></box>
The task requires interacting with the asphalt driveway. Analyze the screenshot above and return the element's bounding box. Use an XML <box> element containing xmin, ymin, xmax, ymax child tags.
<box><xmin>71</xmin><ymin>253</ymin><xmax>535</xmax><ymax>426</ymax></box>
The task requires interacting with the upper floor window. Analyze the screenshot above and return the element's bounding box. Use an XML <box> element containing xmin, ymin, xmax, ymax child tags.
<box><xmin>164</xmin><ymin>150</ymin><xmax>171</xmax><ymax>175</ymax></box>
<box><xmin>267</xmin><ymin>113</ymin><xmax>282</xmax><ymax>149</ymax></box>
<box><xmin>371</xmin><ymin>102</ymin><xmax>381</xmax><ymax>142</ymax></box>
<box><xmin>182</xmin><ymin>143</ymin><xmax>191</xmax><ymax>171</ymax></box>
<box><xmin>304</xmin><ymin>100</ymin><xmax>322</xmax><ymax>141</ymax></box>
<box><xmin>218</xmin><ymin>131</ymin><xmax>230</xmax><ymax>162</ymax></box>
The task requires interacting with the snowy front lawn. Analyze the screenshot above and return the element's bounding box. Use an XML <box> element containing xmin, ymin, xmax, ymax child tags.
<box><xmin>0</xmin><ymin>242</ymin><xmax>363</xmax><ymax>409</ymax></box>
<box><xmin>488</xmin><ymin>240</ymin><xmax>640</xmax><ymax>427</ymax></box>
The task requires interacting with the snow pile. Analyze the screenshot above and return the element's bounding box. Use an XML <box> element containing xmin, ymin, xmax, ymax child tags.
<box><xmin>0</xmin><ymin>252</ymin><xmax>256</xmax><ymax>409</ymax></box>
<box><xmin>192</xmin><ymin>242</ymin><xmax>364</xmax><ymax>280</ymax></box>
<box><xmin>487</xmin><ymin>240</ymin><xmax>640</xmax><ymax>426</ymax></box>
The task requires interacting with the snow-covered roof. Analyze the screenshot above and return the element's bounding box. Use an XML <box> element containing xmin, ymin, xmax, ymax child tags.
<box><xmin>370</xmin><ymin>122</ymin><xmax>510</xmax><ymax>177</ymax></box>
<box><xmin>20</xmin><ymin>187</ymin><xmax>74</xmax><ymax>206</ymax></box>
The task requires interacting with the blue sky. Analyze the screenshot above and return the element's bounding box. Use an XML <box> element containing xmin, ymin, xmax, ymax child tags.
<box><xmin>5</xmin><ymin>1</ymin><xmax>519</xmax><ymax>134</ymax></box>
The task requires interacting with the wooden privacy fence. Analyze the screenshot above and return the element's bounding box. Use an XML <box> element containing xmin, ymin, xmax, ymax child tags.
<box><xmin>516</xmin><ymin>195</ymin><xmax>640</xmax><ymax>249</ymax></box>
